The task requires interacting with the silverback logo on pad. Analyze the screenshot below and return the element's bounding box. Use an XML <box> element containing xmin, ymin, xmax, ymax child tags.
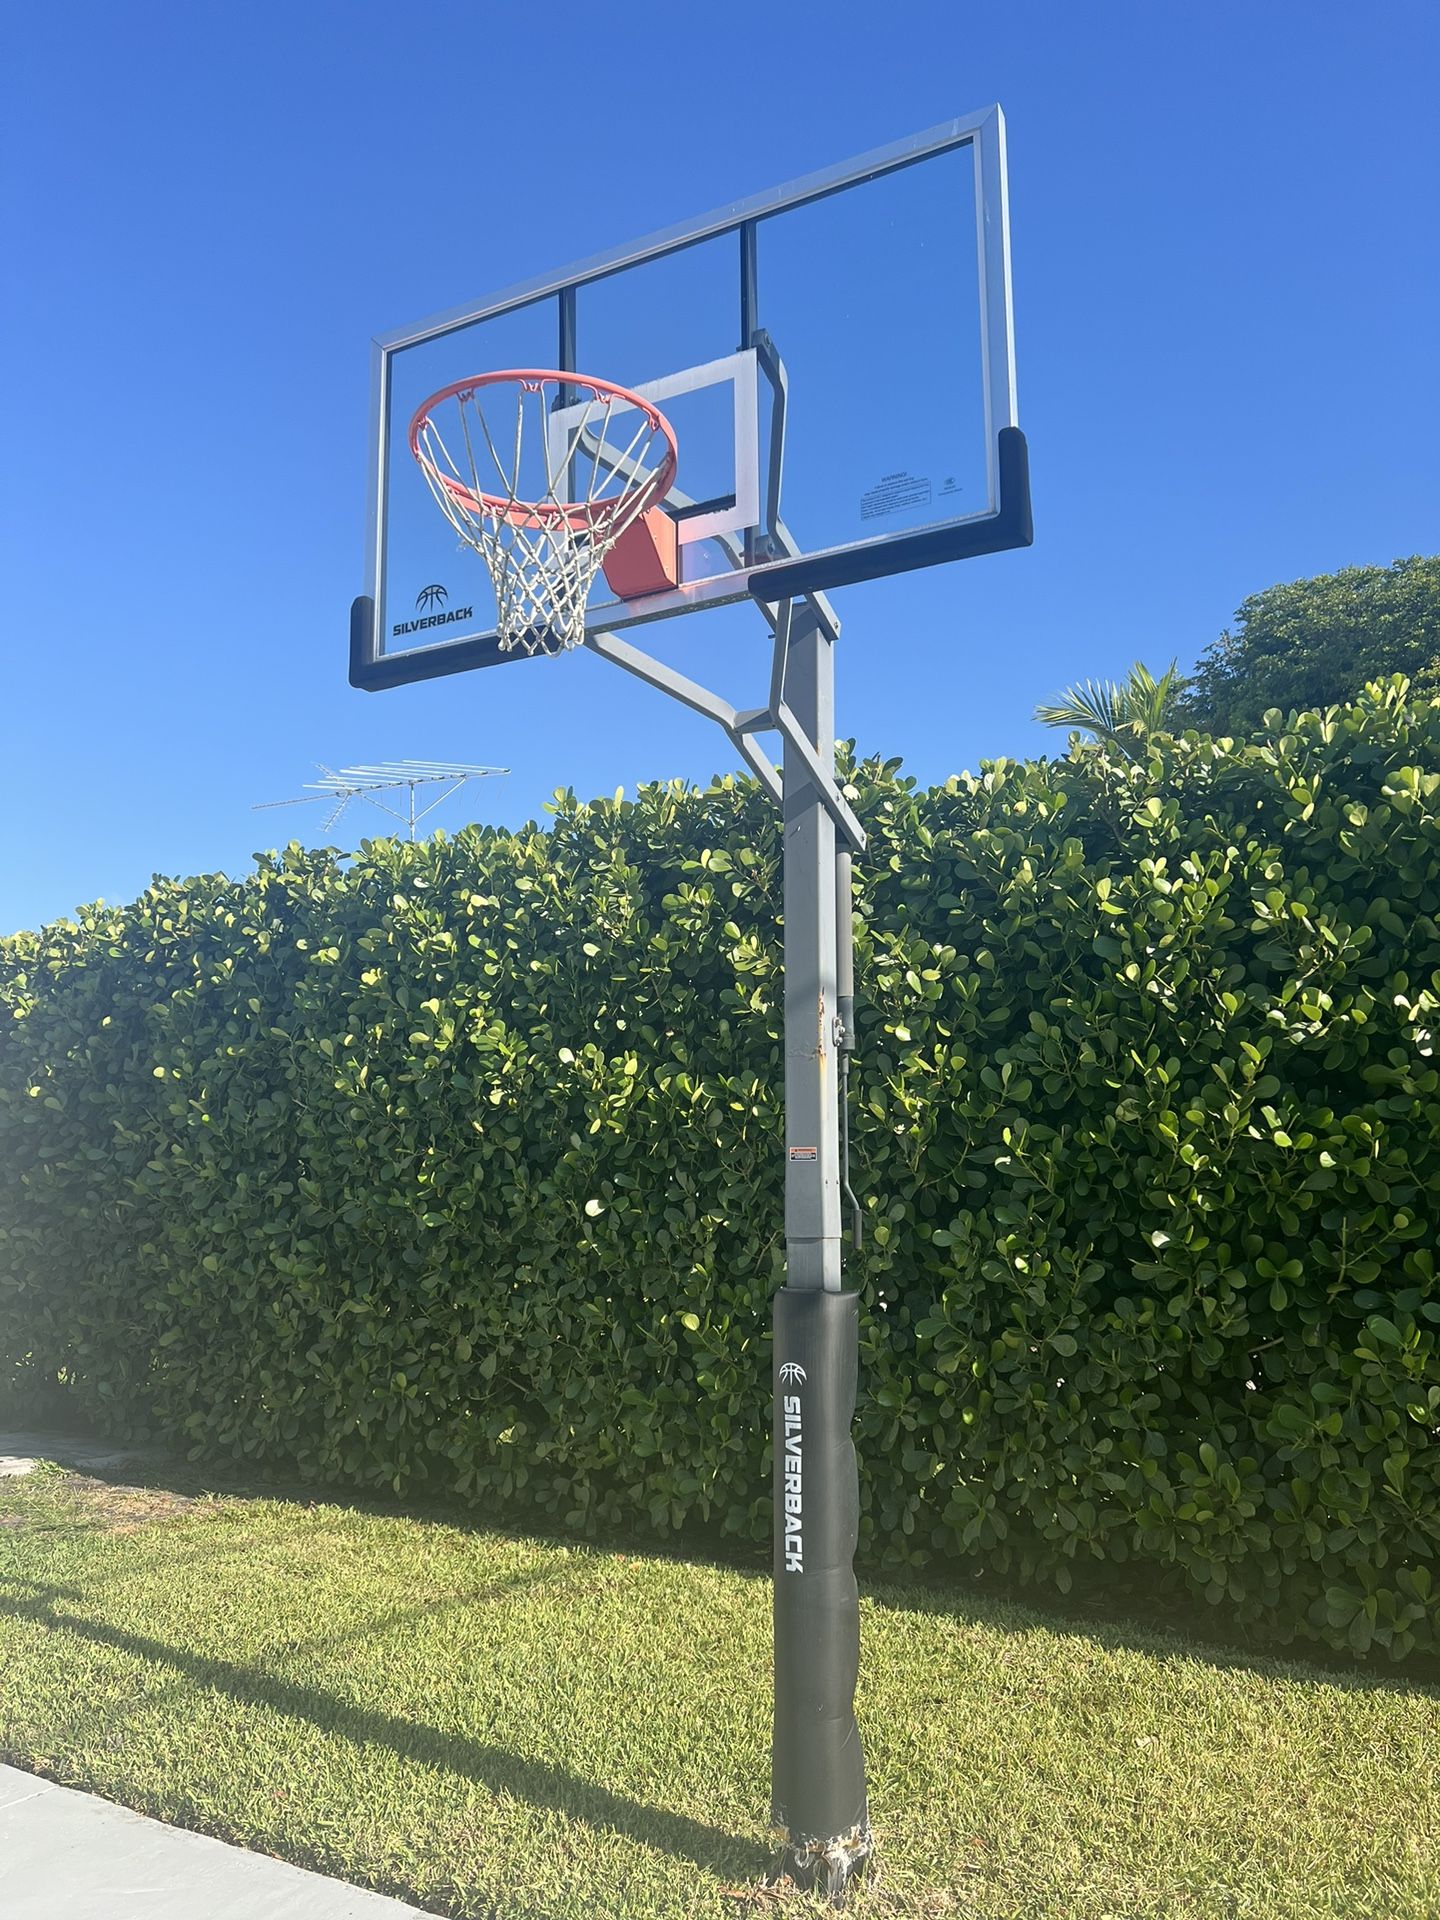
<box><xmin>782</xmin><ymin>1390</ymin><xmax>804</xmax><ymax>1573</ymax></box>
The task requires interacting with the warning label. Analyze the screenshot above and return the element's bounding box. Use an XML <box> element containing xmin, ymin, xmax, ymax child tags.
<box><xmin>860</xmin><ymin>470</ymin><xmax>932</xmax><ymax>521</ymax></box>
<box><xmin>788</xmin><ymin>1146</ymin><xmax>818</xmax><ymax>1163</ymax></box>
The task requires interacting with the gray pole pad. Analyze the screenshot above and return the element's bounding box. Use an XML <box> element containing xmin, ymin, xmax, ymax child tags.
<box><xmin>771</xmin><ymin>1286</ymin><xmax>869</xmax><ymax>1855</ymax></box>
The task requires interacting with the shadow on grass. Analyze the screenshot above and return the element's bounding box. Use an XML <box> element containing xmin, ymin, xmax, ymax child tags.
<box><xmin>0</xmin><ymin>1571</ymin><xmax>770</xmax><ymax>1887</ymax></box>
<box><xmin>20</xmin><ymin>1431</ymin><xmax>1440</xmax><ymax>1696</ymax></box>
<box><xmin>861</xmin><ymin>1567</ymin><xmax>1440</xmax><ymax>1702</ymax></box>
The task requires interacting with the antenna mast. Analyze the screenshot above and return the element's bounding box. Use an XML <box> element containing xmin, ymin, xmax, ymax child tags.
<box><xmin>254</xmin><ymin>760</ymin><xmax>509</xmax><ymax>840</ymax></box>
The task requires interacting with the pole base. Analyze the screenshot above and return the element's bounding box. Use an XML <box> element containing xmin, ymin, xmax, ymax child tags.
<box><xmin>770</xmin><ymin>1827</ymin><xmax>874</xmax><ymax>1907</ymax></box>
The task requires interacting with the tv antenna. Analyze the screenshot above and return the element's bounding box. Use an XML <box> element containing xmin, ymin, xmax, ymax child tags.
<box><xmin>254</xmin><ymin>760</ymin><xmax>509</xmax><ymax>840</ymax></box>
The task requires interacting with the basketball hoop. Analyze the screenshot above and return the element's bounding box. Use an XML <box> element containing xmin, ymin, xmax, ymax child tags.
<box><xmin>408</xmin><ymin>370</ymin><xmax>679</xmax><ymax>656</ymax></box>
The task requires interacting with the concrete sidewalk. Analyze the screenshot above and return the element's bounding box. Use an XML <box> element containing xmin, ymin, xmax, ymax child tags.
<box><xmin>0</xmin><ymin>1766</ymin><xmax>438</xmax><ymax>1918</ymax></box>
<box><xmin>0</xmin><ymin>1428</ymin><xmax>165</xmax><ymax>1480</ymax></box>
<box><xmin>1</xmin><ymin>1434</ymin><xmax>440</xmax><ymax>1912</ymax></box>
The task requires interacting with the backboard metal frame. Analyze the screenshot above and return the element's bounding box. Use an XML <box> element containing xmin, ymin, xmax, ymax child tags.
<box><xmin>350</xmin><ymin>106</ymin><xmax>1028</xmax><ymax>692</ymax></box>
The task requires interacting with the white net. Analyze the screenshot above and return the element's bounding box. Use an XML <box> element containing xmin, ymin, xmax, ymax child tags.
<box><xmin>409</xmin><ymin>374</ymin><xmax>676</xmax><ymax>656</ymax></box>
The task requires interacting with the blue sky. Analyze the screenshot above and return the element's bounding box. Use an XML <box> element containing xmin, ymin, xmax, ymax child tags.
<box><xmin>4</xmin><ymin>0</ymin><xmax>1437</xmax><ymax>936</ymax></box>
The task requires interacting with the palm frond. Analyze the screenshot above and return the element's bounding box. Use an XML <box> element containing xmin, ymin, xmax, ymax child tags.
<box><xmin>1034</xmin><ymin>678</ymin><xmax>1127</xmax><ymax>735</ymax></box>
<box><xmin>1035</xmin><ymin>659</ymin><xmax>1186</xmax><ymax>752</ymax></box>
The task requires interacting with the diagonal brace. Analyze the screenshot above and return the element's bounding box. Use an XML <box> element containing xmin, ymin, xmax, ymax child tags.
<box><xmin>767</xmin><ymin>702</ymin><xmax>866</xmax><ymax>851</ymax></box>
<box><xmin>584</xmin><ymin>628</ymin><xmax>783</xmax><ymax>808</ymax></box>
<box><xmin>583</xmin><ymin>623</ymin><xmax>864</xmax><ymax>852</ymax></box>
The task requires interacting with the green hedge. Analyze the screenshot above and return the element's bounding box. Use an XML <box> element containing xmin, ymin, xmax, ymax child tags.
<box><xmin>3</xmin><ymin>682</ymin><xmax>1438</xmax><ymax>1658</ymax></box>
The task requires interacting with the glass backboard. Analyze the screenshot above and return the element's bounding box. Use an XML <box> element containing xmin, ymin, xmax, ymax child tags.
<box><xmin>351</xmin><ymin>108</ymin><xmax>1028</xmax><ymax>690</ymax></box>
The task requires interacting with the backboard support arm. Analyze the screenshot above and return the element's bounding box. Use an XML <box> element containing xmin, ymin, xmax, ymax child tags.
<box><xmin>584</xmin><ymin>609</ymin><xmax>864</xmax><ymax>854</ymax></box>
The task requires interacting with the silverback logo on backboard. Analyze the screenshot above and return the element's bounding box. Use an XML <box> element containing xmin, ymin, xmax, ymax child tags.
<box><xmin>392</xmin><ymin>585</ymin><xmax>474</xmax><ymax>640</ymax></box>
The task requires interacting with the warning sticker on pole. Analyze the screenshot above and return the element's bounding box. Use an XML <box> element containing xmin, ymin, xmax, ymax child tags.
<box><xmin>788</xmin><ymin>1146</ymin><xmax>818</xmax><ymax>1162</ymax></box>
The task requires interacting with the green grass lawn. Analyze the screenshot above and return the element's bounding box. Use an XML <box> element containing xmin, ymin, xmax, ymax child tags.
<box><xmin>0</xmin><ymin>1466</ymin><xmax>1436</xmax><ymax>1919</ymax></box>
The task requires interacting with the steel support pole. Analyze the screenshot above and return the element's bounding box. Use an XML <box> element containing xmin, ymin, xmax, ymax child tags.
<box><xmin>781</xmin><ymin>607</ymin><xmax>842</xmax><ymax>1296</ymax></box>
<box><xmin>771</xmin><ymin>604</ymin><xmax>870</xmax><ymax>1899</ymax></box>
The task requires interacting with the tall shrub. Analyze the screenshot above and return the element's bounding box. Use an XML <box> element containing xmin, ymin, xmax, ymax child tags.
<box><xmin>2</xmin><ymin>684</ymin><xmax>1437</xmax><ymax>1657</ymax></box>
